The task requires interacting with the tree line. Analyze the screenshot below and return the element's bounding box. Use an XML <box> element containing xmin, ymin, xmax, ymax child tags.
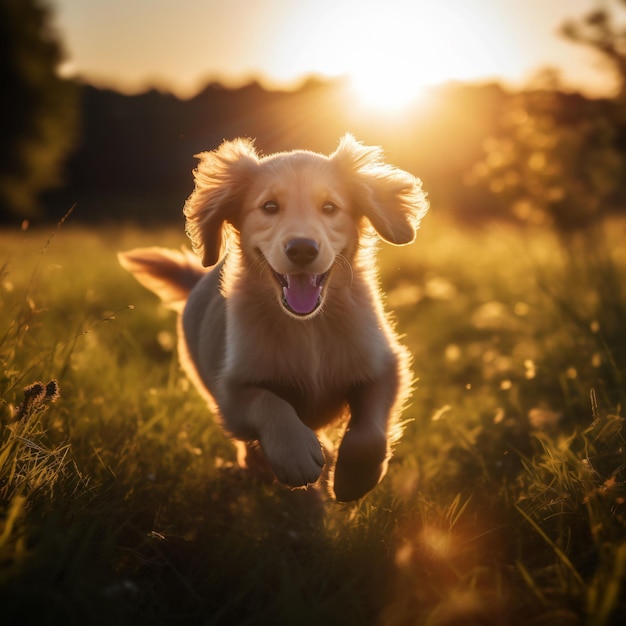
<box><xmin>34</xmin><ymin>78</ymin><xmax>626</xmax><ymax>233</ymax></box>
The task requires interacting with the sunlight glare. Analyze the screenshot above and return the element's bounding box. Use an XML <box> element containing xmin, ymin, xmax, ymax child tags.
<box><xmin>273</xmin><ymin>1</ymin><xmax>503</xmax><ymax>113</ymax></box>
<box><xmin>348</xmin><ymin>68</ymin><xmax>429</xmax><ymax>113</ymax></box>
<box><xmin>420</xmin><ymin>525</ymin><xmax>453</xmax><ymax>559</ymax></box>
<box><xmin>352</xmin><ymin>5</ymin><xmax>500</xmax><ymax>111</ymax></box>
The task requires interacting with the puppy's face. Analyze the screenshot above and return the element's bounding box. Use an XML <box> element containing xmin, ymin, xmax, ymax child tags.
<box><xmin>184</xmin><ymin>135</ymin><xmax>428</xmax><ymax>320</ymax></box>
<box><xmin>239</xmin><ymin>153</ymin><xmax>358</xmax><ymax>319</ymax></box>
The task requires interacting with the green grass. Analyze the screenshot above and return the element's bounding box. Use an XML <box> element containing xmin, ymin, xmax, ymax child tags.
<box><xmin>1</xmin><ymin>215</ymin><xmax>625</xmax><ymax>625</ymax></box>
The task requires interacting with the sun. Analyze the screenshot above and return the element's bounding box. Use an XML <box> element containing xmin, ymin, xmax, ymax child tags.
<box><xmin>270</xmin><ymin>1</ymin><xmax>504</xmax><ymax>113</ymax></box>
<box><xmin>342</xmin><ymin>4</ymin><xmax>499</xmax><ymax>112</ymax></box>
<box><xmin>347</xmin><ymin>65</ymin><xmax>429</xmax><ymax>113</ymax></box>
<box><xmin>347</xmin><ymin>63</ymin><xmax>438</xmax><ymax>113</ymax></box>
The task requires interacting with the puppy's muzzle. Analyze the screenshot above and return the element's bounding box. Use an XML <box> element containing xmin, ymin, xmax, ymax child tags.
<box><xmin>268</xmin><ymin>238</ymin><xmax>331</xmax><ymax>318</ymax></box>
<box><xmin>285</xmin><ymin>238</ymin><xmax>319</xmax><ymax>267</ymax></box>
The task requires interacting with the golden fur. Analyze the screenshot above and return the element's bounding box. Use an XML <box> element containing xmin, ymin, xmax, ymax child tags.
<box><xmin>118</xmin><ymin>135</ymin><xmax>428</xmax><ymax>501</ymax></box>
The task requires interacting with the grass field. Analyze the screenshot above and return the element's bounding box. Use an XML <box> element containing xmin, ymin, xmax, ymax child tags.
<box><xmin>1</xmin><ymin>214</ymin><xmax>625</xmax><ymax>625</ymax></box>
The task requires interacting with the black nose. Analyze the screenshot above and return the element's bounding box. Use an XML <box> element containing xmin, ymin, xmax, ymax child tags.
<box><xmin>285</xmin><ymin>238</ymin><xmax>319</xmax><ymax>267</ymax></box>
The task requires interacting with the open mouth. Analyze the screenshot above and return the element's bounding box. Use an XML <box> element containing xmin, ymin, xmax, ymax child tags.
<box><xmin>271</xmin><ymin>269</ymin><xmax>330</xmax><ymax>317</ymax></box>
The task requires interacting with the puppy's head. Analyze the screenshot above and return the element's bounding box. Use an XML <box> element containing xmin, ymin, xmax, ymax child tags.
<box><xmin>184</xmin><ymin>135</ymin><xmax>428</xmax><ymax>319</ymax></box>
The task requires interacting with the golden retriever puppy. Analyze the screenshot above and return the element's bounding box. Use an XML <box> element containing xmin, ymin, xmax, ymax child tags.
<box><xmin>118</xmin><ymin>135</ymin><xmax>428</xmax><ymax>501</ymax></box>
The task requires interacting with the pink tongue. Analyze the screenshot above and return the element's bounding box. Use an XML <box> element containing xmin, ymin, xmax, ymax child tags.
<box><xmin>283</xmin><ymin>273</ymin><xmax>321</xmax><ymax>314</ymax></box>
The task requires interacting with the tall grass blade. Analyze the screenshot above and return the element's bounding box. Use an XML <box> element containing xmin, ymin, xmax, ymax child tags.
<box><xmin>514</xmin><ymin>503</ymin><xmax>586</xmax><ymax>590</ymax></box>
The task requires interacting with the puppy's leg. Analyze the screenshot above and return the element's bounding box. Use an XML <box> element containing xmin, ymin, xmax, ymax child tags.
<box><xmin>234</xmin><ymin>441</ymin><xmax>275</xmax><ymax>483</ymax></box>
<box><xmin>221</xmin><ymin>385</ymin><xmax>325</xmax><ymax>488</ymax></box>
<box><xmin>333</xmin><ymin>362</ymin><xmax>401</xmax><ymax>501</ymax></box>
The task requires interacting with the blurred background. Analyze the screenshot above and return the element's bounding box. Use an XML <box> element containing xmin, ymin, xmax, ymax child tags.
<box><xmin>3</xmin><ymin>0</ymin><xmax>626</xmax><ymax>235</ymax></box>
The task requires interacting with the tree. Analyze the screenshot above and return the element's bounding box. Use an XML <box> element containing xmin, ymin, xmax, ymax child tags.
<box><xmin>0</xmin><ymin>0</ymin><xmax>78</xmax><ymax>221</ymax></box>
<box><xmin>468</xmin><ymin>89</ymin><xmax>624</xmax><ymax>235</ymax></box>
<box><xmin>561</xmin><ymin>0</ymin><xmax>626</xmax><ymax>98</ymax></box>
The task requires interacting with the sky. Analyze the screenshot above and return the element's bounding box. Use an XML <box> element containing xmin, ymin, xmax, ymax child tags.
<box><xmin>51</xmin><ymin>0</ymin><xmax>618</xmax><ymax>108</ymax></box>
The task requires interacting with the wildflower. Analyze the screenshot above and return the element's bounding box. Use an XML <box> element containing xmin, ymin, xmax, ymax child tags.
<box><xmin>45</xmin><ymin>379</ymin><xmax>60</xmax><ymax>402</ymax></box>
<box><xmin>14</xmin><ymin>379</ymin><xmax>60</xmax><ymax>420</ymax></box>
<box><xmin>24</xmin><ymin>382</ymin><xmax>46</xmax><ymax>404</ymax></box>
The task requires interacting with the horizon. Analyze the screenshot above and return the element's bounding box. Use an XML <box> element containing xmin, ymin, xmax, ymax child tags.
<box><xmin>52</xmin><ymin>0</ymin><xmax>620</xmax><ymax>109</ymax></box>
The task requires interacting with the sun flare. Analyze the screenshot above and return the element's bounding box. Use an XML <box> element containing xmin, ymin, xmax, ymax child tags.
<box><xmin>348</xmin><ymin>68</ymin><xmax>430</xmax><ymax>113</ymax></box>
<box><xmin>346</xmin><ymin>4</ymin><xmax>500</xmax><ymax>112</ymax></box>
<box><xmin>273</xmin><ymin>1</ymin><xmax>503</xmax><ymax>113</ymax></box>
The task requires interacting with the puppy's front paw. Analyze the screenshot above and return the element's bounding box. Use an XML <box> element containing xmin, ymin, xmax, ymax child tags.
<box><xmin>260</xmin><ymin>421</ymin><xmax>324</xmax><ymax>488</ymax></box>
<box><xmin>333</xmin><ymin>428</ymin><xmax>388</xmax><ymax>502</ymax></box>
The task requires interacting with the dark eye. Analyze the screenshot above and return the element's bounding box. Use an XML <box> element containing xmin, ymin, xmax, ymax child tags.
<box><xmin>261</xmin><ymin>200</ymin><xmax>279</xmax><ymax>214</ymax></box>
<box><xmin>322</xmin><ymin>201</ymin><xmax>339</xmax><ymax>215</ymax></box>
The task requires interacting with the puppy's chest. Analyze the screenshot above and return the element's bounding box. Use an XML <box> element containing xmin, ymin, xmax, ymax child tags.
<box><xmin>226</xmin><ymin>320</ymin><xmax>386</xmax><ymax>392</ymax></box>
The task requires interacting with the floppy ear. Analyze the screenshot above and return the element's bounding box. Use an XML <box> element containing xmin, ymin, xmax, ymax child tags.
<box><xmin>183</xmin><ymin>138</ymin><xmax>259</xmax><ymax>266</ymax></box>
<box><xmin>331</xmin><ymin>134</ymin><xmax>428</xmax><ymax>245</ymax></box>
